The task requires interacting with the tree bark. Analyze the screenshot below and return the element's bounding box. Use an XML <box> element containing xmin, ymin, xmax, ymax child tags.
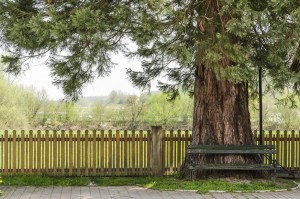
<box><xmin>192</xmin><ymin>65</ymin><xmax>254</xmax><ymax>146</ymax></box>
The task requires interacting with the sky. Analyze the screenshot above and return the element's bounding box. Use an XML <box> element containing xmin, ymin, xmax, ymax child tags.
<box><xmin>7</xmin><ymin>52</ymin><xmax>158</xmax><ymax>100</ymax></box>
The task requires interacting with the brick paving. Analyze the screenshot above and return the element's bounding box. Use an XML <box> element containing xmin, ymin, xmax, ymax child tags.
<box><xmin>1</xmin><ymin>185</ymin><xmax>300</xmax><ymax>199</ymax></box>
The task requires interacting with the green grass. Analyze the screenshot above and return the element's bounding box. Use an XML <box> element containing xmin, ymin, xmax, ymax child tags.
<box><xmin>1</xmin><ymin>175</ymin><xmax>296</xmax><ymax>193</ymax></box>
<box><xmin>2</xmin><ymin>175</ymin><xmax>90</xmax><ymax>186</ymax></box>
<box><xmin>92</xmin><ymin>177</ymin><xmax>296</xmax><ymax>193</ymax></box>
<box><xmin>93</xmin><ymin>176</ymin><xmax>160</xmax><ymax>186</ymax></box>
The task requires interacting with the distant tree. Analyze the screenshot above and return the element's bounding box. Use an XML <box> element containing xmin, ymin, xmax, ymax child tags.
<box><xmin>126</xmin><ymin>95</ymin><xmax>144</xmax><ymax>129</ymax></box>
<box><xmin>270</xmin><ymin>93</ymin><xmax>300</xmax><ymax>130</ymax></box>
<box><xmin>41</xmin><ymin>100</ymin><xmax>65</xmax><ymax>127</ymax></box>
<box><xmin>91</xmin><ymin>102</ymin><xmax>106</xmax><ymax>126</ymax></box>
<box><xmin>108</xmin><ymin>90</ymin><xmax>128</xmax><ymax>104</ymax></box>
<box><xmin>107</xmin><ymin>107</ymin><xmax>129</xmax><ymax>129</ymax></box>
<box><xmin>108</xmin><ymin>91</ymin><xmax>118</xmax><ymax>104</ymax></box>
<box><xmin>176</xmin><ymin>94</ymin><xmax>193</xmax><ymax>127</ymax></box>
<box><xmin>142</xmin><ymin>93</ymin><xmax>178</xmax><ymax>126</ymax></box>
<box><xmin>0</xmin><ymin>72</ymin><xmax>49</xmax><ymax>128</ymax></box>
<box><xmin>141</xmin><ymin>93</ymin><xmax>193</xmax><ymax>128</ymax></box>
<box><xmin>0</xmin><ymin>77</ymin><xmax>28</xmax><ymax>128</ymax></box>
<box><xmin>65</xmin><ymin>102</ymin><xmax>78</xmax><ymax>122</ymax></box>
<box><xmin>23</xmin><ymin>87</ymin><xmax>48</xmax><ymax>124</ymax></box>
<box><xmin>250</xmin><ymin>92</ymin><xmax>300</xmax><ymax>130</ymax></box>
<box><xmin>278</xmin><ymin>107</ymin><xmax>300</xmax><ymax>130</ymax></box>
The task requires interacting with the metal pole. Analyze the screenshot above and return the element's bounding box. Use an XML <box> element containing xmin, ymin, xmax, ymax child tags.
<box><xmin>259</xmin><ymin>67</ymin><xmax>263</xmax><ymax>145</ymax></box>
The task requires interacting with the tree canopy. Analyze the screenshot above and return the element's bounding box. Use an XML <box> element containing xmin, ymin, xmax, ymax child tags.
<box><xmin>0</xmin><ymin>0</ymin><xmax>299</xmax><ymax>100</ymax></box>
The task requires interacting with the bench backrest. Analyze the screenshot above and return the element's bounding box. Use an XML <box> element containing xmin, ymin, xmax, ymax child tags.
<box><xmin>186</xmin><ymin>145</ymin><xmax>276</xmax><ymax>154</ymax></box>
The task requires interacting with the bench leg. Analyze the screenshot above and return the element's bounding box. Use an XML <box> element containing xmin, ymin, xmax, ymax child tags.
<box><xmin>191</xmin><ymin>170</ymin><xmax>195</xmax><ymax>181</ymax></box>
<box><xmin>273</xmin><ymin>160</ymin><xmax>277</xmax><ymax>180</ymax></box>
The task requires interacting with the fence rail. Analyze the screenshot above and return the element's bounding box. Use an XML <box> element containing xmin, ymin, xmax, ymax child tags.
<box><xmin>0</xmin><ymin>129</ymin><xmax>299</xmax><ymax>176</ymax></box>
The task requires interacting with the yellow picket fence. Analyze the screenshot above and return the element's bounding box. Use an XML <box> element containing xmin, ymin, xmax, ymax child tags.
<box><xmin>0</xmin><ymin>130</ymin><xmax>299</xmax><ymax>176</ymax></box>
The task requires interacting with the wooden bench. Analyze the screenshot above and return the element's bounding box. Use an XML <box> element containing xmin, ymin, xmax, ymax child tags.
<box><xmin>186</xmin><ymin>145</ymin><xmax>277</xmax><ymax>180</ymax></box>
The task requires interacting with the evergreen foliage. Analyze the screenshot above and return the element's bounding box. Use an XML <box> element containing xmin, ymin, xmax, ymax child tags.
<box><xmin>0</xmin><ymin>0</ymin><xmax>299</xmax><ymax>100</ymax></box>
<box><xmin>127</xmin><ymin>0</ymin><xmax>300</xmax><ymax>100</ymax></box>
<box><xmin>0</xmin><ymin>0</ymin><xmax>133</xmax><ymax>100</ymax></box>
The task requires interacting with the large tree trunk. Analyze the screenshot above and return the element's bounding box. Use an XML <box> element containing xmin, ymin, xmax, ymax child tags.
<box><xmin>181</xmin><ymin>65</ymin><xmax>262</xmax><ymax>179</ymax></box>
<box><xmin>192</xmin><ymin>66</ymin><xmax>254</xmax><ymax>145</ymax></box>
<box><xmin>180</xmin><ymin>0</ymin><xmax>262</xmax><ymax>179</ymax></box>
<box><xmin>192</xmin><ymin>65</ymin><xmax>254</xmax><ymax>146</ymax></box>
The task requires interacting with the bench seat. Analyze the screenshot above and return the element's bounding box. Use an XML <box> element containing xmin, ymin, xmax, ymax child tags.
<box><xmin>186</xmin><ymin>144</ymin><xmax>277</xmax><ymax>180</ymax></box>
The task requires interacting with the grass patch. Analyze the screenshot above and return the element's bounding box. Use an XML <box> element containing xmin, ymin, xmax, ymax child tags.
<box><xmin>1</xmin><ymin>175</ymin><xmax>296</xmax><ymax>193</ymax></box>
<box><xmin>187</xmin><ymin>178</ymin><xmax>296</xmax><ymax>193</ymax></box>
<box><xmin>93</xmin><ymin>177</ymin><xmax>296</xmax><ymax>193</ymax></box>
<box><xmin>92</xmin><ymin>176</ymin><xmax>162</xmax><ymax>186</ymax></box>
<box><xmin>2</xmin><ymin>175</ymin><xmax>90</xmax><ymax>186</ymax></box>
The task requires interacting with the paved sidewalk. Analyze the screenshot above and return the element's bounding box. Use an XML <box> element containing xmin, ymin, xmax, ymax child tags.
<box><xmin>1</xmin><ymin>185</ymin><xmax>300</xmax><ymax>199</ymax></box>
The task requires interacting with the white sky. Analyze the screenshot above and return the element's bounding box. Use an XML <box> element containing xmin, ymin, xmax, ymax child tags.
<box><xmin>4</xmin><ymin>52</ymin><xmax>158</xmax><ymax>100</ymax></box>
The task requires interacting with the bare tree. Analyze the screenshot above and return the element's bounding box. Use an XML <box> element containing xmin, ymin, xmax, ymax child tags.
<box><xmin>127</xmin><ymin>95</ymin><xmax>144</xmax><ymax>130</ymax></box>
